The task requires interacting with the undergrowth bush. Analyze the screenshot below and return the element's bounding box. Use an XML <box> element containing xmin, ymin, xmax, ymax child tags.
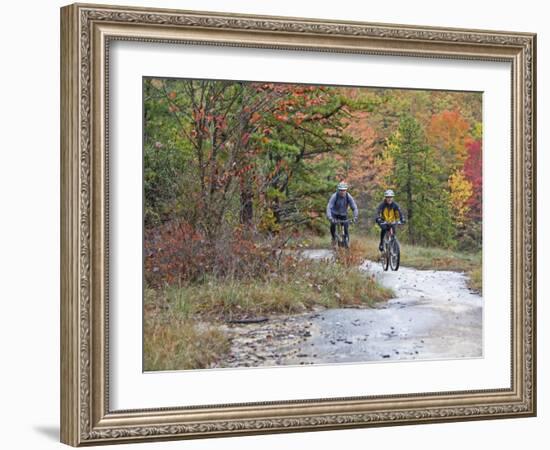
<box><xmin>144</xmin><ymin>220</ymin><xmax>279</xmax><ymax>287</ymax></box>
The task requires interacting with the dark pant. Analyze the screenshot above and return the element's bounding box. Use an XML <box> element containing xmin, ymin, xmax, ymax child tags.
<box><xmin>330</xmin><ymin>214</ymin><xmax>349</xmax><ymax>241</ymax></box>
<box><xmin>378</xmin><ymin>222</ymin><xmax>396</xmax><ymax>246</ymax></box>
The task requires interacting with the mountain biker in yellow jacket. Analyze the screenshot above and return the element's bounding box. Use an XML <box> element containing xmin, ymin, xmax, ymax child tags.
<box><xmin>375</xmin><ymin>189</ymin><xmax>405</xmax><ymax>252</ymax></box>
<box><xmin>326</xmin><ymin>182</ymin><xmax>358</xmax><ymax>245</ymax></box>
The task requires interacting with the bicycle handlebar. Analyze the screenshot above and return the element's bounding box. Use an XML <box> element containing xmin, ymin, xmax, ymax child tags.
<box><xmin>331</xmin><ymin>218</ymin><xmax>355</xmax><ymax>224</ymax></box>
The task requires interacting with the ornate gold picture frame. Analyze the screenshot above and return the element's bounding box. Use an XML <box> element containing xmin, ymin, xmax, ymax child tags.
<box><xmin>60</xmin><ymin>3</ymin><xmax>536</xmax><ymax>446</ymax></box>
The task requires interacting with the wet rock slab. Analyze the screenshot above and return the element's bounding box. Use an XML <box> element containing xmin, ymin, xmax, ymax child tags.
<box><xmin>215</xmin><ymin>255</ymin><xmax>483</xmax><ymax>368</ymax></box>
<box><xmin>217</xmin><ymin>310</ymin><xmax>322</xmax><ymax>368</ymax></box>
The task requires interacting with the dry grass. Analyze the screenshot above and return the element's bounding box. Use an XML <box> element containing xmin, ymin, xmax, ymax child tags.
<box><xmin>332</xmin><ymin>237</ymin><xmax>371</xmax><ymax>267</ymax></box>
<box><xmin>301</xmin><ymin>233</ymin><xmax>482</xmax><ymax>291</ymax></box>
<box><xmin>144</xmin><ymin>289</ymin><xmax>231</xmax><ymax>371</ymax></box>
<box><xmin>467</xmin><ymin>266</ymin><xmax>483</xmax><ymax>294</ymax></box>
<box><xmin>148</xmin><ymin>258</ymin><xmax>393</xmax><ymax>321</ymax></box>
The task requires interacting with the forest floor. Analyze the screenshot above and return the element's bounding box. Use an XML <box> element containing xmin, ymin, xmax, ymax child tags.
<box><xmin>144</xmin><ymin>238</ymin><xmax>482</xmax><ymax>371</ymax></box>
<box><xmin>217</xmin><ymin>249</ymin><xmax>482</xmax><ymax>368</ymax></box>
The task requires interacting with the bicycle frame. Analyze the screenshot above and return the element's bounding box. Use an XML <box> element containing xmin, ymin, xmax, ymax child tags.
<box><xmin>333</xmin><ymin>219</ymin><xmax>352</xmax><ymax>248</ymax></box>
<box><xmin>333</xmin><ymin>219</ymin><xmax>351</xmax><ymax>226</ymax></box>
<box><xmin>381</xmin><ymin>221</ymin><xmax>401</xmax><ymax>234</ymax></box>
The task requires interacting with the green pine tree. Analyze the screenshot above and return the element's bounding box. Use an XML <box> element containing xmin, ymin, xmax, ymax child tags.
<box><xmin>386</xmin><ymin>114</ymin><xmax>455</xmax><ymax>248</ymax></box>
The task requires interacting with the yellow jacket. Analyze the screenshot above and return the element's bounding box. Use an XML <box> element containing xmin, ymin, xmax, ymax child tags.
<box><xmin>376</xmin><ymin>201</ymin><xmax>404</xmax><ymax>223</ymax></box>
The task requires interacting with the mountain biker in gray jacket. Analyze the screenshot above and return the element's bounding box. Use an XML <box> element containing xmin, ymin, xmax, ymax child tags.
<box><xmin>326</xmin><ymin>182</ymin><xmax>358</xmax><ymax>245</ymax></box>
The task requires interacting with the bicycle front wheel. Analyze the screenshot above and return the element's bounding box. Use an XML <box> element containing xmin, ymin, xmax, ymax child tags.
<box><xmin>390</xmin><ymin>238</ymin><xmax>400</xmax><ymax>271</ymax></box>
<box><xmin>381</xmin><ymin>243</ymin><xmax>390</xmax><ymax>271</ymax></box>
<box><xmin>343</xmin><ymin>233</ymin><xmax>350</xmax><ymax>249</ymax></box>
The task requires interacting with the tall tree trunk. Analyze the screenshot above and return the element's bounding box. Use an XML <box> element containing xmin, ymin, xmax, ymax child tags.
<box><xmin>406</xmin><ymin>156</ymin><xmax>414</xmax><ymax>244</ymax></box>
<box><xmin>240</xmin><ymin>178</ymin><xmax>254</xmax><ymax>227</ymax></box>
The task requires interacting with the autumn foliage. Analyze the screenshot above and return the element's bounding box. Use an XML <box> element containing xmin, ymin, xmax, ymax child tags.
<box><xmin>144</xmin><ymin>79</ymin><xmax>483</xmax><ymax>288</ymax></box>
<box><xmin>428</xmin><ymin>110</ymin><xmax>471</xmax><ymax>171</ymax></box>
<box><xmin>464</xmin><ymin>139</ymin><xmax>482</xmax><ymax>221</ymax></box>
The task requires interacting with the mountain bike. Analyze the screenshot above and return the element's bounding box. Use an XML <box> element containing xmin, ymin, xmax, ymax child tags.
<box><xmin>333</xmin><ymin>218</ymin><xmax>352</xmax><ymax>249</ymax></box>
<box><xmin>380</xmin><ymin>221</ymin><xmax>402</xmax><ymax>271</ymax></box>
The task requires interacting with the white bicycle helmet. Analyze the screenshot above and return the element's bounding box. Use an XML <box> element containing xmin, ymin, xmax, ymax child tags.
<box><xmin>384</xmin><ymin>189</ymin><xmax>395</xmax><ymax>197</ymax></box>
<box><xmin>337</xmin><ymin>182</ymin><xmax>349</xmax><ymax>191</ymax></box>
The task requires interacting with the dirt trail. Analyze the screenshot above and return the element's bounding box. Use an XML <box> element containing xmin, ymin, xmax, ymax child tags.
<box><xmin>216</xmin><ymin>249</ymin><xmax>482</xmax><ymax>368</ymax></box>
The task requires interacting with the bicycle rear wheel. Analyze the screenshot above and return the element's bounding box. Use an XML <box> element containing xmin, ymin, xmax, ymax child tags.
<box><xmin>390</xmin><ymin>238</ymin><xmax>400</xmax><ymax>271</ymax></box>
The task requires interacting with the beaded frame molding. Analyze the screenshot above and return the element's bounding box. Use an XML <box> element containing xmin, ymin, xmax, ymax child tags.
<box><xmin>60</xmin><ymin>3</ymin><xmax>536</xmax><ymax>446</ymax></box>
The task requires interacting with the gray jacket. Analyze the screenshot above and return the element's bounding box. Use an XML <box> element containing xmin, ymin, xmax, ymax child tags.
<box><xmin>326</xmin><ymin>192</ymin><xmax>358</xmax><ymax>221</ymax></box>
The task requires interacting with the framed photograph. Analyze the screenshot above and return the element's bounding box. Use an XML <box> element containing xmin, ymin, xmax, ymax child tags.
<box><xmin>60</xmin><ymin>3</ymin><xmax>536</xmax><ymax>446</ymax></box>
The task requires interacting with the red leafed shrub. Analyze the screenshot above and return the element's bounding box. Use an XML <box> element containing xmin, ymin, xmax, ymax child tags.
<box><xmin>144</xmin><ymin>220</ymin><xmax>275</xmax><ymax>287</ymax></box>
<box><xmin>144</xmin><ymin>220</ymin><xmax>205</xmax><ymax>286</ymax></box>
